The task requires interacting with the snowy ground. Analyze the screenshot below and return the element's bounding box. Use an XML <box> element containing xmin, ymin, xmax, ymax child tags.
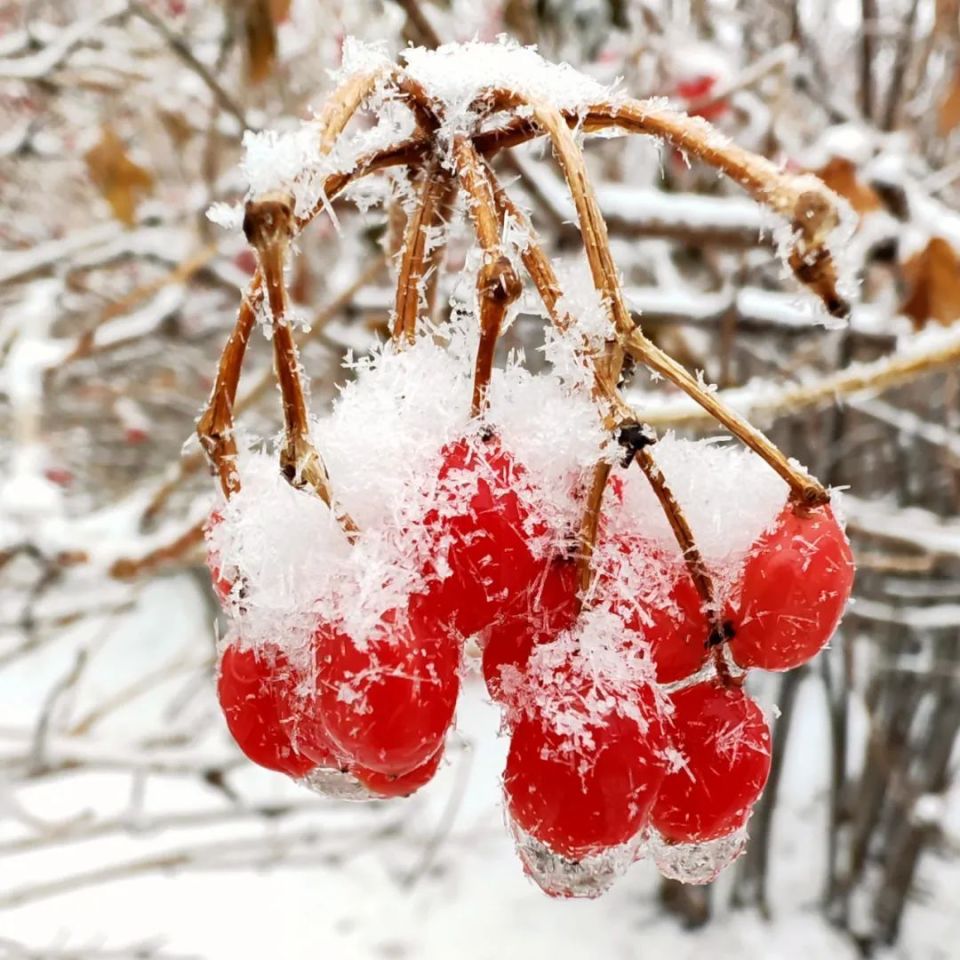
<box><xmin>0</xmin><ymin>575</ymin><xmax>957</xmax><ymax>960</ymax></box>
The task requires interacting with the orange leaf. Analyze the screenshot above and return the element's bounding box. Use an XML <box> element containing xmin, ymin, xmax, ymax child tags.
<box><xmin>813</xmin><ymin>157</ymin><xmax>881</xmax><ymax>215</ymax></box>
<box><xmin>84</xmin><ymin>126</ymin><xmax>153</xmax><ymax>226</ymax></box>
<box><xmin>901</xmin><ymin>237</ymin><xmax>960</xmax><ymax>328</ymax></box>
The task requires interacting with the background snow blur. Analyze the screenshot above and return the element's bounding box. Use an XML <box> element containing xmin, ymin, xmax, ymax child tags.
<box><xmin>2</xmin><ymin>1</ymin><xmax>960</xmax><ymax>958</ymax></box>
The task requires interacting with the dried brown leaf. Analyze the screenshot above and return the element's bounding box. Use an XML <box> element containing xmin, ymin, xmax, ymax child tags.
<box><xmin>84</xmin><ymin>126</ymin><xmax>153</xmax><ymax>226</ymax></box>
<box><xmin>901</xmin><ymin>237</ymin><xmax>960</xmax><ymax>328</ymax></box>
<box><xmin>813</xmin><ymin>157</ymin><xmax>881</xmax><ymax>215</ymax></box>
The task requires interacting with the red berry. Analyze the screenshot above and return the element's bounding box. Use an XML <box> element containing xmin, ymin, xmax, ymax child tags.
<box><xmin>728</xmin><ymin>504</ymin><xmax>855</xmax><ymax>671</ymax></box>
<box><xmin>233</xmin><ymin>248</ymin><xmax>258</xmax><ymax>275</ymax></box>
<box><xmin>44</xmin><ymin>467</ymin><xmax>74</xmax><ymax>487</ymax></box>
<box><xmin>353</xmin><ymin>748</ymin><xmax>443</xmax><ymax>798</ymax></box>
<box><xmin>422</xmin><ymin>435</ymin><xmax>546</xmax><ymax>638</ymax></box>
<box><xmin>483</xmin><ymin>537</ymin><xmax>709</xmax><ymax>701</ymax></box>
<box><xmin>482</xmin><ymin>557</ymin><xmax>578</xmax><ymax>702</ymax></box>
<box><xmin>676</xmin><ymin>75</ymin><xmax>717</xmax><ymax>99</ymax></box>
<box><xmin>217</xmin><ymin>644</ymin><xmax>320</xmax><ymax>777</ymax></box>
<box><xmin>651</xmin><ymin>680</ymin><xmax>771</xmax><ymax>843</ymax></box>
<box><xmin>609</xmin><ymin>538</ymin><xmax>709</xmax><ymax>684</ymax></box>
<box><xmin>315</xmin><ymin>603</ymin><xmax>460</xmax><ymax>775</ymax></box>
<box><xmin>504</xmin><ymin>653</ymin><xmax>668</xmax><ymax>859</ymax></box>
<box><xmin>124</xmin><ymin>426</ymin><xmax>150</xmax><ymax>445</ymax></box>
<box><xmin>675</xmin><ymin>75</ymin><xmax>729</xmax><ymax>121</ymax></box>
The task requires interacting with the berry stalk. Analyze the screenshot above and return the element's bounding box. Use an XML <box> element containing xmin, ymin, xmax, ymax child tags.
<box><xmin>244</xmin><ymin>193</ymin><xmax>358</xmax><ymax>540</ymax></box>
<box><xmin>452</xmin><ymin>136</ymin><xmax>522</xmax><ymax>417</ymax></box>
<box><xmin>392</xmin><ymin>159</ymin><xmax>454</xmax><ymax>344</ymax></box>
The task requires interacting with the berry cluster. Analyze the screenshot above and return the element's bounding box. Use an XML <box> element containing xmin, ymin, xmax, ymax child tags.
<box><xmin>205</xmin><ymin>350</ymin><xmax>854</xmax><ymax>895</ymax></box>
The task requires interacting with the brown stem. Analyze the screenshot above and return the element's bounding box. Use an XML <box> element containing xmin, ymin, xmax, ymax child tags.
<box><xmin>451</xmin><ymin>136</ymin><xmax>522</xmax><ymax>417</ymax></box>
<box><xmin>392</xmin><ymin>160</ymin><xmax>454</xmax><ymax>343</ymax></box>
<box><xmin>196</xmin><ymin>276</ymin><xmax>261</xmax><ymax>498</ymax></box>
<box><xmin>486</xmin><ymin>173</ymin><xmax>635</xmax><ymax>423</ymax></box>
<box><xmin>575</xmin><ymin>460</ymin><xmax>612</xmax><ymax>596</ymax></box>
<box><xmin>471</xmin><ymin>256</ymin><xmax>519</xmax><ymax>417</ymax></box>
<box><xmin>632</xmin><ymin>446</ymin><xmax>715</xmax><ymax>613</ymax></box>
<box><xmin>623</xmin><ymin>327</ymin><xmax>829</xmax><ymax>508</ymax></box>
<box><xmin>629</xmin><ymin>443</ymin><xmax>736</xmax><ymax>681</ymax></box>
<box><xmin>244</xmin><ymin>194</ymin><xmax>358</xmax><ymax>539</ymax></box>
<box><xmin>483</xmin><ymin>95</ymin><xmax>639</xmax><ymax>588</ymax></box>
<box><xmin>195</xmin><ymin>70</ymin><xmax>401</xmax><ymax>502</ymax></box>
<box><xmin>110</xmin><ymin>520</ymin><xmax>205</xmax><ymax>581</ymax></box>
<box><xmin>158</xmin><ymin>260</ymin><xmax>386</xmax><ymax>528</ymax></box>
<box><xmin>472</xmin><ymin>97</ymin><xmax>850</xmax><ymax>319</ymax></box>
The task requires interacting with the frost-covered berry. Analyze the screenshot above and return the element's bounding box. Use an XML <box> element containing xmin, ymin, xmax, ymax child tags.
<box><xmin>503</xmin><ymin>640</ymin><xmax>668</xmax><ymax>859</ymax></box>
<box><xmin>727</xmin><ymin>504</ymin><xmax>855</xmax><ymax>671</ymax></box>
<box><xmin>217</xmin><ymin>644</ymin><xmax>329</xmax><ymax>777</ymax></box>
<box><xmin>603</xmin><ymin>535</ymin><xmax>709</xmax><ymax>684</ymax></box>
<box><xmin>482</xmin><ymin>556</ymin><xmax>579</xmax><ymax>703</ymax></box>
<box><xmin>421</xmin><ymin>435</ymin><xmax>547</xmax><ymax>639</ymax></box>
<box><xmin>483</xmin><ymin>535</ymin><xmax>709</xmax><ymax>702</ymax></box>
<box><xmin>651</xmin><ymin>680</ymin><xmax>771</xmax><ymax>843</ymax></box>
<box><xmin>314</xmin><ymin>602</ymin><xmax>460</xmax><ymax>776</ymax></box>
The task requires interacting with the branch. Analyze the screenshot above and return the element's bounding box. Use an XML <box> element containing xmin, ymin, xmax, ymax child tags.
<box><xmin>632</xmin><ymin>328</ymin><xmax>960</xmax><ymax>430</ymax></box>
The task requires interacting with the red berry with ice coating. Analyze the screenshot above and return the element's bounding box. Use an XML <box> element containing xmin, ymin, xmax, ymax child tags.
<box><xmin>314</xmin><ymin>603</ymin><xmax>460</xmax><ymax>776</ymax></box>
<box><xmin>217</xmin><ymin>644</ymin><xmax>319</xmax><ymax>777</ymax></box>
<box><xmin>353</xmin><ymin>748</ymin><xmax>444</xmax><ymax>798</ymax></box>
<box><xmin>422</xmin><ymin>435</ymin><xmax>546</xmax><ymax>638</ymax></box>
<box><xmin>651</xmin><ymin>680</ymin><xmax>771</xmax><ymax>843</ymax></box>
<box><xmin>504</xmin><ymin>650</ymin><xmax>668</xmax><ymax>859</ymax></box>
<box><xmin>728</xmin><ymin>503</ymin><xmax>855</xmax><ymax>671</ymax></box>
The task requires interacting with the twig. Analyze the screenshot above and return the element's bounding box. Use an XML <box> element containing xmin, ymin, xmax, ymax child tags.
<box><xmin>451</xmin><ymin>136</ymin><xmax>522</xmax><ymax>417</ymax></box>
<box><xmin>110</xmin><ymin>518</ymin><xmax>205</xmax><ymax>581</ymax></box>
<box><xmin>392</xmin><ymin>159</ymin><xmax>453</xmax><ymax>343</ymax></box>
<box><xmin>129</xmin><ymin>1</ymin><xmax>249</xmax><ymax>130</ymax></box>
<box><xmin>242</xmin><ymin>194</ymin><xmax>356</xmax><ymax>537</ymax></box>
<box><xmin>633</xmin><ymin>329</ymin><xmax>960</xmax><ymax>431</ymax></box>
<box><xmin>624</xmin><ymin>327</ymin><xmax>829</xmax><ymax>506</ymax></box>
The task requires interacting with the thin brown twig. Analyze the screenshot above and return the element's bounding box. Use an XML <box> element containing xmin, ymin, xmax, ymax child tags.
<box><xmin>142</xmin><ymin>258</ymin><xmax>386</xmax><ymax>526</ymax></box>
<box><xmin>129</xmin><ymin>1</ymin><xmax>248</xmax><ymax>130</ymax></box>
<box><xmin>243</xmin><ymin>194</ymin><xmax>358</xmax><ymax>538</ymax></box>
<box><xmin>451</xmin><ymin>136</ymin><xmax>522</xmax><ymax>417</ymax></box>
<box><xmin>636</xmin><ymin>331</ymin><xmax>960</xmax><ymax>430</ymax></box>
<box><xmin>52</xmin><ymin>242</ymin><xmax>220</xmax><ymax>373</ymax></box>
<box><xmin>392</xmin><ymin>159</ymin><xmax>453</xmax><ymax>343</ymax></box>
<box><xmin>110</xmin><ymin>520</ymin><xmax>205</xmax><ymax>581</ymax></box>
<box><xmin>624</xmin><ymin>327</ymin><xmax>828</xmax><ymax>506</ymax></box>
